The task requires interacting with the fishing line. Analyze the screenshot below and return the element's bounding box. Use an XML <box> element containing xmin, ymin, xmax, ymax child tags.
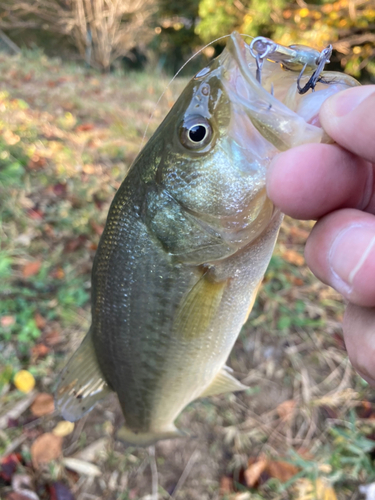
<box><xmin>140</xmin><ymin>33</ymin><xmax>254</xmax><ymax>151</ymax></box>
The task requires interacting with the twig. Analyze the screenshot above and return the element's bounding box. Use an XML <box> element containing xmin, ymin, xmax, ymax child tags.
<box><xmin>0</xmin><ymin>28</ymin><xmax>20</xmax><ymax>53</ymax></box>
<box><xmin>148</xmin><ymin>445</ymin><xmax>158</xmax><ymax>500</ymax></box>
<box><xmin>171</xmin><ymin>447</ymin><xmax>199</xmax><ymax>499</ymax></box>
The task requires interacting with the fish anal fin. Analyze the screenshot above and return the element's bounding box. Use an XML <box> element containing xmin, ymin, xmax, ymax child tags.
<box><xmin>175</xmin><ymin>273</ymin><xmax>227</xmax><ymax>340</ymax></box>
<box><xmin>55</xmin><ymin>329</ymin><xmax>111</xmax><ymax>421</ymax></box>
<box><xmin>199</xmin><ymin>367</ymin><xmax>247</xmax><ymax>398</ymax></box>
<box><xmin>116</xmin><ymin>425</ymin><xmax>187</xmax><ymax>447</ymax></box>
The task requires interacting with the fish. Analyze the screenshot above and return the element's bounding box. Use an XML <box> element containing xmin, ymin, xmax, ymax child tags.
<box><xmin>55</xmin><ymin>32</ymin><xmax>359</xmax><ymax>446</ymax></box>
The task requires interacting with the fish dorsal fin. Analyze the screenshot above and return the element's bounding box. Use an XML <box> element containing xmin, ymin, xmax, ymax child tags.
<box><xmin>174</xmin><ymin>272</ymin><xmax>227</xmax><ymax>340</ymax></box>
<box><xmin>199</xmin><ymin>366</ymin><xmax>247</xmax><ymax>398</ymax></box>
<box><xmin>55</xmin><ymin>329</ymin><xmax>112</xmax><ymax>421</ymax></box>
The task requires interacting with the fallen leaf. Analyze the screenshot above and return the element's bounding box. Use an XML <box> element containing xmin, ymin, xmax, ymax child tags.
<box><xmin>282</xmin><ymin>249</ymin><xmax>305</xmax><ymax>267</ymax></box>
<box><xmin>31</xmin><ymin>433</ymin><xmax>62</xmax><ymax>468</ymax></box>
<box><xmin>294</xmin><ymin>478</ymin><xmax>338</xmax><ymax>500</ymax></box>
<box><xmin>49</xmin><ymin>482</ymin><xmax>75</xmax><ymax>500</ymax></box>
<box><xmin>267</xmin><ymin>460</ymin><xmax>298</xmax><ymax>482</ymax></box>
<box><xmin>74</xmin><ymin>437</ymin><xmax>108</xmax><ymax>461</ymax></box>
<box><xmin>22</xmin><ymin>261</ymin><xmax>41</xmax><ymax>278</ymax></box>
<box><xmin>31</xmin><ymin>344</ymin><xmax>50</xmax><ymax>359</ymax></box>
<box><xmin>76</xmin><ymin>123</ymin><xmax>95</xmax><ymax>132</ymax></box>
<box><xmin>53</xmin><ymin>421</ymin><xmax>75</xmax><ymax>437</ymax></box>
<box><xmin>31</xmin><ymin>393</ymin><xmax>55</xmax><ymax>417</ymax></box>
<box><xmin>50</xmin><ymin>267</ymin><xmax>65</xmax><ymax>280</ymax></box>
<box><xmin>1</xmin><ymin>316</ymin><xmax>15</xmax><ymax>327</ymax></box>
<box><xmin>27</xmin><ymin>154</ymin><xmax>46</xmax><ymax>170</ymax></box>
<box><xmin>82</xmin><ymin>164</ymin><xmax>96</xmax><ymax>174</ymax></box>
<box><xmin>291</xmin><ymin>277</ymin><xmax>304</xmax><ymax>286</ymax></box>
<box><xmin>34</xmin><ymin>313</ymin><xmax>46</xmax><ymax>330</ymax></box>
<box><xmin>6</xmin><ymin>492</ymin><xmax>39</xmax><ymax>500</ymax></box>
<box><xmin>43</xmin><ymin>330</ymin><xmax>62</xmax><ymax>346</ymax></box>
<box><xmin>53</xmin><ymin>183</ymin><xmax>67</xmax><ymax>197</ymax></box>
<box><xmin>357</xmin><ymin>400</ymin><xmax>375</xmax><ymax>419</ymax></box>
<box><xmin>244</xmin><ymin>456</ymin><xmax>268</xmax><ymax>488</ymax></box>
<box><xmin>90</xmin><ymin>220</ymin><xmax>104</xmax><ymax>235</ymax></box>
<box><xmin>0</xmin><ymin>453</ymin><xmax>21</xmax><ymax>482</ymax></box>
<box><xmin>220</xmin><ymin>476</ymin><xmax>233</xmax><ymax>494</ymax></box>
<box><xmin>26</xmin><ymin>208</ymin><xmax>43</xmax><ymax>220</ymax></box>
<box><xmin>289</xmin><ymin>226</ymin><xmax>310</xmax><ymax>242</ymax></box>
<box><xmin>0</xmin><ymin>392</ymin><xmax>36</xmax><ymax>429</ymax></box>
<box><xmin>276</xmin><ymin>399</ymin><xmax>296</xmax><ymax>423</ymax></box>
<box><xmin>13</xmin><ymin>371</ymin><xmax>35</xmax><ymax>393</ymax></box>
<box><xmin>11</xmin><ymin>473</ymin><xmax>39</xmax><ymax>500</ymax></box>
<box><xmin>62</xmin><ymin>457</ymin><xmax>101</xmax><ymax>477</ymax></box>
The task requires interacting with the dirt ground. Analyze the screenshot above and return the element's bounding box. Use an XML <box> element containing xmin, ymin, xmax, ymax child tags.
<box><xmin>0</xmin><ymin>51</ymin><xmax>374</xmax><ymax>500</ymax></box>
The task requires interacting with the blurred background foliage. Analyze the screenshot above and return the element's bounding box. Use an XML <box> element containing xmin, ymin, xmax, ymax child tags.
<box><xmin>0</xmin><ymin>0</ymin><xmax>372</xmax><ymax>79</ymax></box>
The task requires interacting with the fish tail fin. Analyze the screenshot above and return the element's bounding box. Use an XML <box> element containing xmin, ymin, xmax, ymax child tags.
<box><xmin>116</xmin><ymin>425</ymin><xmax>187</xmax><ymax>447</ymax></box>
<box><xmin>54</xmin><ymin>328</ymin><xmax>112</xmax><ymax>421</ymax></box>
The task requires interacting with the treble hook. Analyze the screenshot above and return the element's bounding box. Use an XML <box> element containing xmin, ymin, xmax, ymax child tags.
<box><xmin>249</xmin><ymin>36</ymin><xmax>333</xmax><ymax>94</ymax></box>
<box><xmin>249</xmin><ymin>37</ymin><xmax>278</xmax><ymax>84</ymax></box>
<box><xmin>297</xmin><ymin>45</ymin><xmax>333</xmax><ymax>94</ymax></box>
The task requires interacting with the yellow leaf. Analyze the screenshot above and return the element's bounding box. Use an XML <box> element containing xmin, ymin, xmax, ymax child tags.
<box><xmin>316</xmin><ymin>478</ymin><xmax>338</xmax><ymax>500</ymax></box>
<box><xmin>14</xmin><ymin>370</ymin><xmax>35</xmax><ymax>393</ymax></box>
<box><xmin>53</xmin><ymin>420</ymin><xmax>75</xmax><ymax>437</ymax></box>
<box><xmin>294</xmin><ymin>478</ymin><xmax>338</xmax><ymax>500</ymax></box>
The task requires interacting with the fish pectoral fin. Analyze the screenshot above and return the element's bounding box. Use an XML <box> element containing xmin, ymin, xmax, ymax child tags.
<box><xmin>54</xmin><ymin>329</ymin><xmax>112</xmax><ymax>421</ymax></box>
<box><xmin>175</xmin><ymin>272</ymin><xmax>227</xmax><ymax>340</ymax></box>
<box><xmin>199</xmin><ymin>366</ymin><xmax>247</xmax><ymax>398</ymax></box>
<box><xmin>116</xmin><ymin>425</ymin><xmax>187</xmax><ymax>447</ymax></box>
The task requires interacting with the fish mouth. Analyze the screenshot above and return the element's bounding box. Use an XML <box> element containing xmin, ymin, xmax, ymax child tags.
<box><xmin>221</xmin><ymin>32</ymin><xmax>324</xmax><ymax>151</ymax></box>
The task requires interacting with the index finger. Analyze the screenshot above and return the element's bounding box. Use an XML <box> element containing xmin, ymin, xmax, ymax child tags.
<box><xmin>266</xmin><ymin>143</ymin><xmax>373</xmax><ymax>220</ymax></box>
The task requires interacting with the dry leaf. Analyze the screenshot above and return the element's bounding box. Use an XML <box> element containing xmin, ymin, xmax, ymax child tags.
<box><xmin>244</xmin><ymin>457</ymin><xmax>268</xmax><ymax>487</ymax></box>
<box><xmin>0</xmin><ymin>392</ymin><xmax>36</xmax><ymax>430</ymax></box>
<box><xmin>316</xmin><ymin>479</ymin><xmax>338</xmax><ymax>500</ymax></box>
<box><xmin>49</xmin><ymin>482</ymin><xmax>75</xmax><ymax>500</ymax></box>
<box><xmin>282</xmin><ymin>249</ymin><xmax>305</xmax><ymax>267</ymax></box>
<box><xmin>1</xmin><ymin>315</ymin><xmax>15</xmax><ymax>327</ymax></box>
<box><xmin>22</xmin><ymin>261</ymin><xmax>41</xmax><ymax>278</ymax></box>
<box><xmin>219</xmin><ymin>476</ymin><xmax>233</xmax><ymax>495</ymax></box>
<box><xmin>44</xmin><ymin>330</ymin><xmax>62</xmax><ymax>346</ymax></box>
<box><xmin>276</xmin><ymin>399</ymin><xmax>296</xmax><ymax>422</ymax></box>
<box><xmin>31</xmin><ymin>344</ymin><xmax>50</xmax><ymax>359</ymax></box>
<box><xmin>34</xmin><ymin>313</ymin><xmax>46</xmax><ymax>330</ymax></box>
<box><xmin>50</xmin><ymin>267</ymin><xmax>65</xmax><ymax>280</ymax></box>
<box><xmin>74</xmin><ymin>437</ymin><xmax>108</xmax><ymax>462</ymax></box>
<box><xmin>31</xmin><ymin>433</ymin><xmax>62</xmax><ymax>468</ymax></box>
<box><xmin>76</xmin><ymin>123</ymin><xmax>95</xmax><ymax>132</ymax></box>
<box><xmin>31</xmin><ymin>393</ymin><xmax>55</xmax><ymax>417</ymax></box>
<box><xmin>53</xmin><ymin>421</ymin><xmax>75</xmax><ymax>437</ymax></box>
<box><xmin>13</xmin><ymin>371</ymin><xmax>35</xmax><ymax>393</ymax></box>
<box><xmin>267</xmin><ymin>460</ymin><xmax>299</xmax><ymax>482</ymax></box>
<box><xmin>62</xmin><ymin>457</ymin><xmax>101</xmax><ymax>477</ymax></box>
<box><xmin>294</xmin><ymin>478</ymin><xmax>338</xmax><ymax>500</ymax></box>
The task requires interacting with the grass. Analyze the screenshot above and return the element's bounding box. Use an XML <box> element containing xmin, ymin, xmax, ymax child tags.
<box><xmin>0</xmin><ymin>50</ymin><xmax>374</xmax><ymax>500</ymax></box>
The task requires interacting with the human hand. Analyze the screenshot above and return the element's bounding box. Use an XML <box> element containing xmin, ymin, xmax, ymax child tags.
<box><xmin>267</xmin><ymin>85</ymin><xmax>375</xmax><ymax>385</ymax></box>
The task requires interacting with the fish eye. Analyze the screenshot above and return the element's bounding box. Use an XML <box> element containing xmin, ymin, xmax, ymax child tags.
<box><xmin>179</xmin><ymin>115</ymin><xmax>213</xmax><ymax>151</ymax></box>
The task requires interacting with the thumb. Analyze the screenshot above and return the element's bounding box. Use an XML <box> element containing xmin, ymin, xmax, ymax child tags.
<box><xmin>320</xmin><ymin>85</ymin><xmax>375</xmax><ymax>164</ymax></box>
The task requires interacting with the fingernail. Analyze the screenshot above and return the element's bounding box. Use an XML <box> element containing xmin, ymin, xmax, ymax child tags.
<box><xmin>326</xmin><ymin>86</ymin><xmax>375</xmax><ymax>117</ymax></box>
<box><xmin>329</xmin><ymin>225</ymin><xmax>375</xmax><ymax>292</ymax></box>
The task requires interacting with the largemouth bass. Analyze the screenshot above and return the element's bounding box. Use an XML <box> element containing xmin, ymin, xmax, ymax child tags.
<box><xmin>55</xmin><ymin>33</ymin><xmax>358</xmax><ymax>446</ymax></box>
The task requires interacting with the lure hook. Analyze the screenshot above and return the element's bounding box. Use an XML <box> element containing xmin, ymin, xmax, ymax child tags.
<box><xmin>249</xmin><ymin>36</ymin><xmax>333</xmax><ymax>94</ymax></box>
<box><xmin>249</xmin><ymin>37</ymin><xmax>278</xmax><ymax>84</ymax></box>
<box><xmin>297</xmin><ymin>44</ymin><xmax>332</xmax><ymax>94</ymax></box>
